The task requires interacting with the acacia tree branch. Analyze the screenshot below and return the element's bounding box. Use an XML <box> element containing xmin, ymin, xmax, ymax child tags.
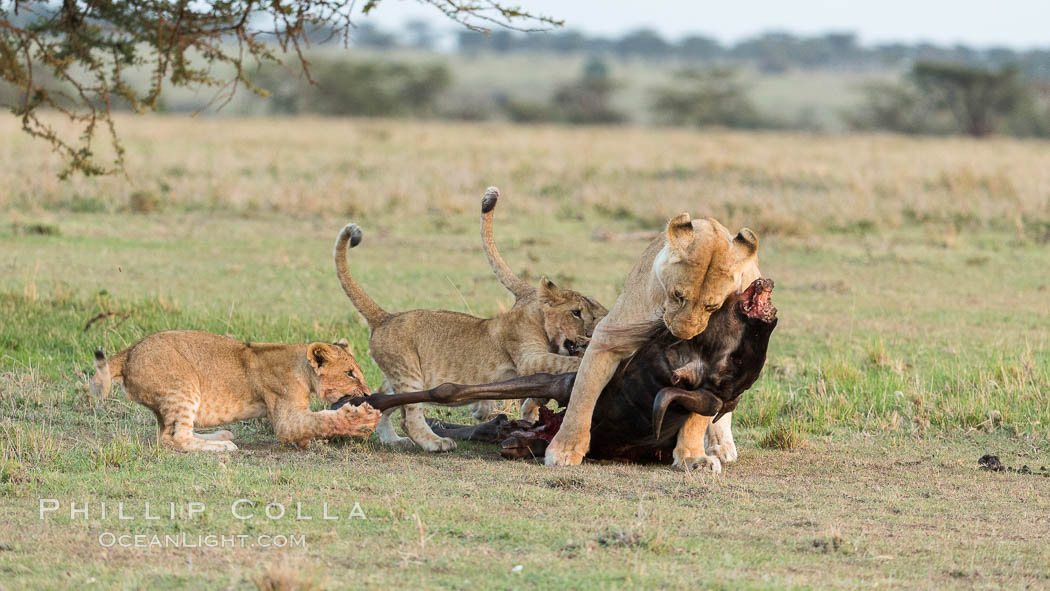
<box><xmin>0</xmin><ymin>0</ymin><xmax>560</xmax><ymax>177</ymax></box>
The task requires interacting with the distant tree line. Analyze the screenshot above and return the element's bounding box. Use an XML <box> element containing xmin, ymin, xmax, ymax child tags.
<box><xmin>341</xmin><ymin>22</ymin><xmax>1050</xmax><ymax>80</ymax></box>
<box><xmin>239</xmin><ymin>55</ymin><xmax>1049</xmax><ymax>139</ymax></box>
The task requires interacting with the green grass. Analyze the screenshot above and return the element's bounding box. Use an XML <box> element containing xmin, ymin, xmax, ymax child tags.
<box><xmin>2</xmin><ymin>118</ymin><xmax>1050</xmax><ymax>588</ymax></box>
<box><xmin>2</xmin><ymin>209</ymin><xmax>1048</xmax><ymax>588</ymax></box>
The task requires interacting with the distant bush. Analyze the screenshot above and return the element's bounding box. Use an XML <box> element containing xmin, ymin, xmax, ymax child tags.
<box><xmin>255</xmin><ymin>59</ymin><xmax>451</xmax><ymax>117</ymax></box>
<box><xmin>843</xmin><ymin>81</ymin><xmax>947</xmax><ymax>135</ymax></box>
<box><xmin>551</xmin><ymin>78</ymin><xmax>625</xmax><ymax>124</ymax></box>
<box><xmin>847</xmin><ymin>62</ymin><xmax>1050</xmax><ymax>138</ymax></box>
<box><xmin>501</xmin><ymin>97</ymin><xmax>557</xmax><ymax>123</ymax></box>
<box><xmin>651</xmin><ymin>67</ymin><xmax>767</xmax><ymax>129</ymax></box>
<box><xmin>500</xmin><ymin>58</ymin><xmax>625</xmax><ymax>125</ymax></box>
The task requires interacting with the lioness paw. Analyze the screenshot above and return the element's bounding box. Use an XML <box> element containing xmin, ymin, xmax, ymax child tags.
<box><xmin>672</xmin><ymin>454</ymin><xmax>722</xmax><ymax>474</ymax></box>
<box><xmin>707</xmin><ymin>440</ymin><xmax>738</xmax><ymax>464</ymax></box>
<box><xmin>705</xmin><ymin>420</ymin><xmax>738</xmax><ymax>463</ymax></box>
<box><xmin>544</xmin><ymin>437</ymin><xmax>587</xmax><ymax>466</ymax></box>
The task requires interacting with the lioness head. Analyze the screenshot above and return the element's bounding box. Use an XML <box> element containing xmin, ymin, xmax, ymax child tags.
<box><xmin>537</xmin><ymin>277</ymin><xmax>608</xmax><ymax>356</ymax></box>
<box><xmin>656</xmin><ymin>213</ymin><xmax>759</xmax><ymax>340</ymax></box>
<box><xmin>307</xmin><ymin>340</ymin><xmax>372</xmax><ymax>403</ymax></box>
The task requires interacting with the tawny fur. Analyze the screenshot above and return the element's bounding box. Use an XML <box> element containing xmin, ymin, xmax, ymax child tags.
<box><xmin>91</xmin><ymin>331</ymin><xmax>380</xmax><ymax>451</ymax></box>
<box><xmin>479</xmin><ymin>186</ymin><xmax>608</xmax><ymax>421</ymax></box>
<box><xmin>334</xmin><ymin>222</ymin><xmax>596</xmax><ymax>453</ymax></box>
<box><xmin>545</xmin><ymin>213</ymin><xmax>761</xmax><ymax>469</ymax></box>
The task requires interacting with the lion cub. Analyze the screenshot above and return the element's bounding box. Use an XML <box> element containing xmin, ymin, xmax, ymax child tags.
<box><xmin>91</xmin><ymin>330</ymin><xmax>381</xmax><ymax>451</ymax></box>
<box><xmin>479</xmin><ymin>186</ymin><xmax>607</xmax><ymax>421</ymax></box>
<box><xmin>334</xmin><ymin>223</ymin><xmax>596</xmax><ymax>452</ymax></box>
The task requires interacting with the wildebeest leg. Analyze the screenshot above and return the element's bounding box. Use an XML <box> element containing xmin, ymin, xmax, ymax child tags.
<box><xmin>332</xmin><ymin>373</ymin><xmax>575</xmax><ymax>413</ymax></box>
<box><xmin>426</xmin><ymin>415</ymin><xmax>510</xmax><ymax>442</ymax></box>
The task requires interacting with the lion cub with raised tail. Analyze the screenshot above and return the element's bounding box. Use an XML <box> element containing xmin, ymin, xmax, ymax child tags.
<box><xmin>479</xmin><ymin>186</ymin><xmax>607</xmax><ymax>421</ymax></box>
<box><xmin>91</xmin><ymin>331</ymin><xmax>381</xmax><ymax>451</ymax></box>
<box><xmin>334</xmin><ymin>222</ymin><xmax>595</xmax><ymax>453</ymax></box>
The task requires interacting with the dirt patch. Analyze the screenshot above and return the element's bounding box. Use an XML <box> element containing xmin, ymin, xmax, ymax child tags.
<box><xmin>543</xmin><ymin>475</ymin><xmax>586</xmax><ymax>490</ymax></box>
<box><xmin>978</xmin><ymin>454</ymin><xmax>1049</xmax><ymax>476</ymax></box>
<box><xmin>595</xmin><ymin>528</ymin><xmax>642</xmax><ymax>548</ymax></box>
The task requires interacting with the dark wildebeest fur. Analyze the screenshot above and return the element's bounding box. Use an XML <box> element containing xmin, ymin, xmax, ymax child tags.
<box><xmin>333</xmin><ymin>279</ymin><xmax>777</xmax><ymax>462</ymax></box>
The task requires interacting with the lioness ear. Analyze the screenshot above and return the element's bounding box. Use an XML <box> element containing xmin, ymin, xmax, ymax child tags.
<box><xmin>666</xmin><ymin>213</ymin><xmax>694</xmax><ymax>253</ymax></box>
<box><xmin>538</xmin><ymin>276</ymin><xmax>558</xmax><ymax>304</ymax></box>
<box><xmin>307</xmin><ymin>343</ymin><xmax>334</xmax><ymax>371</ymax></box>
<box><xmin>732</xmin><ymin>228</ymin><xmax>759</xmax><ymax>260</ymax></box>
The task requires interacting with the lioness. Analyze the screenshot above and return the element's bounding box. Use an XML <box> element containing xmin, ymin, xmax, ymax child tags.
<box><xmin>91</xmin><ymin>331</ymin><xmax>381</xmax><ymax>451</ymax></box>
<box><xmin>545</xmin><ymin>213</ymin><xmax>760</xmax><ymax>470</ymax></box>
<box><xmin>334</xmin><ymin>223</ymin><xmax>594</xmax><ymax>452</ymax></box>
<box><xmin>478</xmin><ymin>186</ymin><xmax>608</xmax><ymax>421</ymax></box>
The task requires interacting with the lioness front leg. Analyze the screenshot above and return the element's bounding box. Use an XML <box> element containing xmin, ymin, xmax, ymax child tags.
<box><xmin>705</xmin><ymin>412</ymin><xmax>738</xmax><ymax>464</ymax></box>
<box><xmin>544</xmin><ymin>348</ymin><xmax>621</xmax><ymax>466</ymax></box>
<box><xmin>673</xmin><ymin>413</ymin><xmax>721</xmax><ymax>473</ymax></box>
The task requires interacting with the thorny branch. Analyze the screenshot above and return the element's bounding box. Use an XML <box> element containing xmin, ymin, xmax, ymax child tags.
<box><xmin>0</xmin><ymin>0</ymin><xmax>561</xmax><ymax>177</ymax></box>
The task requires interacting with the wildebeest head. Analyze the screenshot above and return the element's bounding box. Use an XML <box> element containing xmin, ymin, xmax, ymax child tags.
<box><xmin>651</xmin><ymin>278</ymin><xmax>778</xmax><ymax>440</ymax></box>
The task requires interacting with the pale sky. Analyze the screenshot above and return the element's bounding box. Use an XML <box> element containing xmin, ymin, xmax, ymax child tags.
<box><xmin>358</xmin><ymin>0</ymin><xmax>1049</xmax><ymax>50</ymax></box>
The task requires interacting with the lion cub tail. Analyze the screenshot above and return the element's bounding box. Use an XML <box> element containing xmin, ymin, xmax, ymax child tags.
<box><xmin>481</xmin><ymin>187</ymin><xmax>533</xmax><ymax>300</ymax></box>
<box><xmin>334</xmin><ymin>224</ymin><xmax>391</xmax><ymax>327</ymax></box>
<box><xmin>90</xmin><ymin>349</ymin><xmax>127</xmax><ymax>399</ymax></box>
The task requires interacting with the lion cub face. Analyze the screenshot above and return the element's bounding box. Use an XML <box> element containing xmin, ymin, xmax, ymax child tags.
<box><xmin>308</xmin><ymin>340</ymin><xmax>372</xmax><ymax>403</ymax></box>
<box><xmin>537</xmin><ymin>277</ymin><xmax>608</xmax><ymax>356</ymax></box>
<box><xmin>657</xmin><ymin>214</ymin><xmax>758</xmax><ymax>340</ymax></box>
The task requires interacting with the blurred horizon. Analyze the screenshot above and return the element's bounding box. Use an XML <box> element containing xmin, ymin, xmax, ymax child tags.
<box><xmin>359</xmin><ymin>0</ymin><xmax>1050</xmax><ymax>51</ymax></box>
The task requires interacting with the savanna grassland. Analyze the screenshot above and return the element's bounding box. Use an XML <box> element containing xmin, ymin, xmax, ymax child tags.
<box><xmin>1</xmin><ymin>115</ymin><xmax>1049</xmax><ymax>589</ymax></box>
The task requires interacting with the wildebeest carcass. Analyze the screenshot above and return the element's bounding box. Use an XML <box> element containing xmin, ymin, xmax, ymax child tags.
<box><xmin>332</xmin><ymin>278</ymin><xmax>778</xmax><ymax>463</ymax></box>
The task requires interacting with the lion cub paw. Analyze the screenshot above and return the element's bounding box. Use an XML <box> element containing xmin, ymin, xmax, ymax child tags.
<box><xmin>337</xmin><ymin>403</ymin><xmax>382</xmax><ymax>438</ymax></box>
<box><xmin>469</xmin><ymin>401</ymin><xmax>497</xmax><ymax>421</ymax></box>
<box><xmin>417</xmin><ymin>436</ymin><xmax>457</xmax><ymax>453</ymax></box>
<box><xmin>182</xmin><ymin>439</ymin><xmax>237</xmax><ymax>452</ymax></box>
<box><xmin>520</xmin><ymin>399</ymin><xmax>542</xmax><ymax>423</ymax></box>
<box><xmin>672</xmin><ymin>454</ymin><xmax>722</xmax><ymax>474</ymax></box>
<box><xmin>380</xmin><ymin>434</ymin><xmax>416</xmax><ymax>450</ymax></box>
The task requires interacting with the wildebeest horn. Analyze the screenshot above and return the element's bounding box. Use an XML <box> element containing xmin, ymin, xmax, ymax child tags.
<box><xmin>652</xmin><ymin>387</ymin><xmax>723</xmax><ymax>441</ymax></box>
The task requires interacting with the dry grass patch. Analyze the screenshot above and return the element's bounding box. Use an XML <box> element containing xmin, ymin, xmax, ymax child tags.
<box><xmin>760</xmin><ymin>420</ymin><xmax>808</xmax><ymax>450</ymax></box>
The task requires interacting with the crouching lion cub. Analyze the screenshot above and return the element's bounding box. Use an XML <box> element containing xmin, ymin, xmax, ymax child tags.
<box><xmin>91</xmin><ymin>330</ymin><xmax>381</xmax><ymax>451</ymax></box>
<box><xmin>334</xmin><ymin>223</ymin><xmax>597</xmax><ymax>453</ymax></box>
<box><xmin>479</xmin><ymin>186</ymin><xmax>607</xmax><ymax>421</ymax></box>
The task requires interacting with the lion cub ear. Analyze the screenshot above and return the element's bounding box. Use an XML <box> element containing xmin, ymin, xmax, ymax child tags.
<box><xmin>538</xmin><ymin>276</ymin><xmax>559</xmax><ymax>304</ymax></box>
<box><xmin>307</xmin><ymin>343</ymin><xmax>336</xmax><ymax>372</ymax></box>
<box><xmin>666</xmin><ymin>213</ymin><xmax>694</xmax><ymax>253</ymax></box>
<box><xmin>732</xmin><ymin>228</ymin><xmax>759</xmax><ymax>261</ymax></box>
<box><xmin>332</xmin><ymin>338</ymin><xmax>351</xmax><ymax>351</ymax></box>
